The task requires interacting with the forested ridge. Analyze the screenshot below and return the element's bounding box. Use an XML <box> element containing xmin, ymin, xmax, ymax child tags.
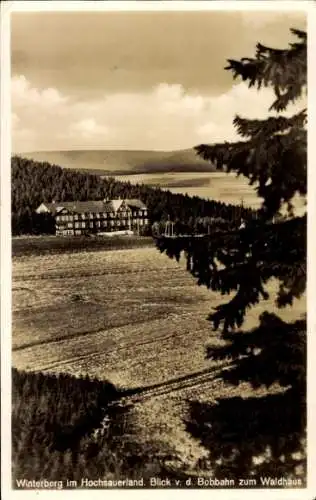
<box><xmin>11</xmin><ymin>155</ymin><xmax>253</xmax><ymax>235</ymax></box>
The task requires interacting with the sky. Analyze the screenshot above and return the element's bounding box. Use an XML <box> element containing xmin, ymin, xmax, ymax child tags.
<box><xmin>11</xmin><ymin>9</ymin><xmax>307</xmax><ymax>152</ymax></box>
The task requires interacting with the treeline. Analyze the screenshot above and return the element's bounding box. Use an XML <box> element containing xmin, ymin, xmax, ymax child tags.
<box><xmin>11</xmin><ymin>156</ymin><xmax>254</xmax><ymax>235</ymax></box>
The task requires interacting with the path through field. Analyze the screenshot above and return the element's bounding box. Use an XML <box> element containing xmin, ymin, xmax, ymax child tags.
<box><xmin>12</xmin><ymin>246</ymin><xmax>306</xmax><ymax>473</ymax></box>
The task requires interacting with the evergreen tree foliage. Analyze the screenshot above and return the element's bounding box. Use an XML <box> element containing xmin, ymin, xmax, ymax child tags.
<box><xmin>156</xmin><ymin>29</ymin><xmax>307</xmax><ymax>480</ymax></box>
<box><xmin>12</xmin><ymin>368</ymin><xmax>119</xmax><ymax>482</ymax></box>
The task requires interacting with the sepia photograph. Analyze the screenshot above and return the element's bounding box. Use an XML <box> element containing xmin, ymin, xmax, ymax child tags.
<box><xmin>1</xmin><ymin>0</ymin><xmax>314</xmax><ymax>496</ymax></box>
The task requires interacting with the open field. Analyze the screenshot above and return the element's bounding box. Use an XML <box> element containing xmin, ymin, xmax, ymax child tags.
<box><xmin>13</xmin><ymin>246</ymin><xmax>305</xmax><ymax>387</ymax></box>
<box><xmin>12</xmin><ymin>247</ymin><xmax>220</xmax><ymax>385</ymax></box>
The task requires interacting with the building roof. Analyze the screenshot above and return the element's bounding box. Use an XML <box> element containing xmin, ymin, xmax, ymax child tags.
<box><xmin>36</xmin><ymin>199</ymin><xmax>147</xmax><ymax>215</ymax></box>
<box><xmin>124</xmin><ymin>199</ymin><xmax>147</xmax><ymax>210</ymax></box>
<box><xmin>103</xmin><ymin>198</ymin><xmax>147</xmax><ymax>212</ymax></box>
<box><xmin>38</xmin><ymin>201</ymin><xmax>105</xmax><ymax>215</ymax></box>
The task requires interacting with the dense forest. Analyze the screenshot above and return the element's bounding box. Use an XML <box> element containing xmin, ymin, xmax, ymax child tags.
<box><xmin>11</xmin><ymin>156</ymin><xmax>254</xmax><ymax>235</ymax></box>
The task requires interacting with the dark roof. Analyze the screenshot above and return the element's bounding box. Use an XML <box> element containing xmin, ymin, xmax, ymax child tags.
<box><xmin>37</xmin><ymin>199</ymin><xmax>147</xmax><ymax>215</ymax></box>
<box><xmin>41</xmin><ymin>201</ymin><xmax>104</xmax><ymax>214</ymax></box>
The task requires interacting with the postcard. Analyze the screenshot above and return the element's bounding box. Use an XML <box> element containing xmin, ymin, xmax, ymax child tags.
<box><xmin>1</xmin><ymin>1</ymin><xmax>315</xmax><ymax>499</ymax></box>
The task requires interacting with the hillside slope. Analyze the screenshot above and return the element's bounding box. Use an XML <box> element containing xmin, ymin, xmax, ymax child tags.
<box><xmin>21</xmin><ymin>149</ymin><xmax>216</xmax><ymax>175</ymax></box>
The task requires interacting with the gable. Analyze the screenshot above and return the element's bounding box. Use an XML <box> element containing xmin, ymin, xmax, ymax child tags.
<box><xmin>117</xmin><ymin>203</ymin><xmax>132</xmax><ymax>214</ymax></box>
<box><xmin>36</xmin><ymin>203</ymin><xmax>51</xmax><ymax>214</ymax></box>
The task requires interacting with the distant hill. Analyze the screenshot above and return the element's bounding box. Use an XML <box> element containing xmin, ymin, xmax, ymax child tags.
<box><xmin>21</xmin><ymin>149</ymin><xmax>216</xmax><ymax>175</ymax></box>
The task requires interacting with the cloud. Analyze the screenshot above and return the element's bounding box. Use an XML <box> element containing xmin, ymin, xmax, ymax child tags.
<box><xmin>11</xmin><ymin>75</ymin><xmax>306</xmax><ymax>153</ymax></box>
<box><xmin>69</xmin><ymin>119</ymin><xmax>109</xmax><ymax>139</ymax></box>
<box><xmin>11</xmin><ymin>75</ymin><xmax>68</xmax><ymax>108</ymax></box>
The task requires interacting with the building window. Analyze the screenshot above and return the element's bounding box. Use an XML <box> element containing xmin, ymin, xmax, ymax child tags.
<box><xmin>89</xmin><ymin>222</ymin><xmax>93</xmax><ymax>228</ymax></box>
<box><xmin>75</xmin><ymin>214</ymin><xmax>79</xmax><ymax>220</ymax></box>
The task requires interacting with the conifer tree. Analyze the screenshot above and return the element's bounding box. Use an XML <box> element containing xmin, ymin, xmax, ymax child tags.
<box><xmin>156</xmin><ymin>28</ymin><xmax>307</xmax><ymax>479</ymax></box>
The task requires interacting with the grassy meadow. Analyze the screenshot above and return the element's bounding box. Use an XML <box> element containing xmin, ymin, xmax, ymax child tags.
<box><xmin>13</xmin><ymin>246</ymin><xmax>305</xmax><ymax>383</ymax></box>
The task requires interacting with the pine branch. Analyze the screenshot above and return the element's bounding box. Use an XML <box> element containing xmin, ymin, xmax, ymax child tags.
<box><xmin>290</xmin><ymin>28</ymin><xmax>307</xmax><ymax>41</ymax></box>
<box><xmin>232</xmin><ymin>110</ymin><xmax>307</xmax><ymax>139</ymax></box>
<box><xmin>225</xmin><ymin>29</ymin><xmax>306</xmax><ymax>111</ymax></box>
<box><xmin>206</xmin><ymin>312</ymin><xmax>306</xmax><ymax>391</ymax></box>
<box><xmin>156</xmin><ymin>216</ymin><xmax>306</xmax><ymax>334</ymax></box>
<box><xmin>195</xmin><ymin>124</ymin><xmax>306</xmax><ymax>218</ymax></box>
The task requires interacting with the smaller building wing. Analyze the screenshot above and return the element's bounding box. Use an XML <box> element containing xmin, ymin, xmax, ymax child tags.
<box><xmin>125</xmin><ymin>199</ymin><xmax>147</xmax><ymax>210</ymax></box>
